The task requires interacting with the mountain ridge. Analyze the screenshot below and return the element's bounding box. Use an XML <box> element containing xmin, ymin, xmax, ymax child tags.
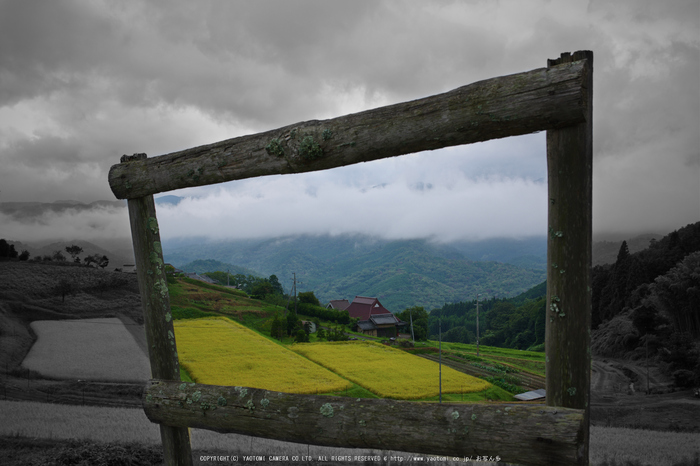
<box><xmin>163</xmin><ymin>234</ymin><xmax>547</xmax><ymax>311</ymax></box>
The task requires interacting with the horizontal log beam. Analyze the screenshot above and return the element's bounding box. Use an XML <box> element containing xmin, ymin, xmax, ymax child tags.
<box><xmin>144</xmin><ymin>380</ymin><xmax>586</xmax><ymax>466</ymax></box>
<box><xmin>110</xmin><ymin>59</ymin><xmax>589</xmax><ymax>199</ymax></box>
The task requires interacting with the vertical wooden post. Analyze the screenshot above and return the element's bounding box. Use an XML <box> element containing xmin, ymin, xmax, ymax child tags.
<box><xmin>126</xmin><ymin>154</ymin><xmax>192</xmax><ymax>466</ymax></box>
<box><xmin>545</xmin><ymin>51</ymin><xmax>593</xmax><ymax>465</ymax></box>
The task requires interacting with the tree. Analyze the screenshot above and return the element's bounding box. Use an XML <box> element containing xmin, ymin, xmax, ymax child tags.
<box><xmin>326</xmin><ymin>325</ymin><xmax>349</xmax><ymax>341</ymax></box>
<box><xmin>631</xmin><ymin>304</ymin><xmax>665</xmax><ymax>336</ymax></box>
<box><xmin>294</xmin><ymin>328</ymin><xmax>309</xmax><ymax>343</ymax></box>
<box><xmin>298</xmin><ymin>291</ymin><xmax>320</xmax><ymax>306</ymax></box>
<box><xmin>269</xmin><ymin>274</ymin><xmax>284</xmax><ymax>295</ymax></box>
<box><xmin>485</xmin><ymin>301</ymin><xmax>516</xmax><ymax>332</ymax></box>
<box><xmin>443</xmin><ymin>326</ymin><xmax>472</xmax><ymax>344</ymax></box>
<box><xmin>65</xmin><ymin>245</ymin><xmax>83</xmax><ymax>263</ymax></box>
<box><xmin>97</xmin><ymin>255</ymin><xmax>109</xmax><ymax>269</ymax></box>
<box><xmin>286</xmin><ymin>308</ymin><xmax>300</xmax><ymax>336</ymax></box>
<box><xmin>270</xmin><ymin>313</ymin><xmax>284</xmax><ymax>340</ymax></box>
<box><xmin>616</xmin><ymin>240</ymin><xmax>630</xmax><ymax>264</ymax></box>
<box><xmin>52</xmin><ymin>250</ymin><xmax>66</xmax><ymax>262</ymax></box>
<box><xmin>396</xmin><ymin>306</ymin><xmax>429</xmax><ymax>341</ymax></box>
<box><xmin>54</xmin><ymin>277</ymin><xmax>73</xmax><ymax>302</ymax></box>
<box><xmin>18</xmin><ymin>250</ymin><xmax>30</xmax><ymax>261</ymax></box>
<box><xmin>0</xmin><ymin>239</ymin><xmax>18</xmax><ymax>259</ymax></box>
<box><xmin>650</xmin><ymin>251</ymin><xmax>700</xmax><ymax>338</ymax></box>
<box><xmin>250</xmin><ymin>280</ymin><xmax>274</xmax><ymax>299</ymax></box>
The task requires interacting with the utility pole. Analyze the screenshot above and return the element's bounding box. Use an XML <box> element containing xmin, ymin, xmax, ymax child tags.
<box><xmin>476</xmin><ymin>293</ymin><xmax>480</xmax><ymax>357</ymax></box>
<box><xmin>227</xmin><ymin>269</ymin><xmax>230</xmax><ymax>287</ymax></box>
<box><xmin>439</xmin><ymin>318</ymin><xmax>442</xmax><ymax>404</ymax></box>
<box><xmin>293</xmin><ymin>273</ymin><xmax>297</xmax><ymax>314</ymax></box>
<box><xmin>645</xmin><ymin>335</ymin><xmax>650</xmax><ymax>394</ymax></box>
<box><xmin>409</xmin><ymin>308</ymin><xmax>415</xmax><ymax>345</ymax></box>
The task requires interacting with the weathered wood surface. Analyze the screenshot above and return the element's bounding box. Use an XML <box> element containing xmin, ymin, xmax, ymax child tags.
<box><xmin>545</xmin><ymin>51</ymin><xmax>593</xmax><ymax>466</ymax></box>
<box><xmin>128</xmin><ymin>187</ymin><xmax>193</xmax><ymax>466</ymax></box>
<box><xmin>144</xmin><ymin>380</ymin><xmax>586</xmax><ymax>466</ymax></box>
<box><xmin>110</xmin><ymin>60</ymin><xmax>589</xmax><ymax>199</ymax></box>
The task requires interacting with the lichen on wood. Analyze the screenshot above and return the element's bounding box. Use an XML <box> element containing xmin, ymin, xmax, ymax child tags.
<box><xmin>109</xmin><ymin>58</ymin><xmax>590</xmax><ymax>200</ymax></box>
<box><xmin>143</xmin><ymin>379</ymin><xmax>586</xmax><ymax>466</ymax></box>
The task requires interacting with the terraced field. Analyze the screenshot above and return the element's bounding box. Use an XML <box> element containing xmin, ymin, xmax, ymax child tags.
<box><xmin>418</xmin><ymin>353</ymin><xmax>545</xmax><ymax>391</ymax></box>
<box><xmin>292</xmin><ymin>340</ymin><xmax>491</xmax><ymax>399</ymax></box>
<box><xmin>174</xmin><ymin>317</ymin><xmax>351</xmax><ymax>394</ymax></box>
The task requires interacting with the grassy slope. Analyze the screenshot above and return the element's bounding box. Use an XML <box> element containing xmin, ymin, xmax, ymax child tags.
<box><xmin>435</xmin><ymin>341</ymin><xmax>546</xmax><ymax>376</ymax></box>
<box><xmin>0</xmin><ymin>261</ymin><xmax>142</xmax><ymax>322</ymax></box>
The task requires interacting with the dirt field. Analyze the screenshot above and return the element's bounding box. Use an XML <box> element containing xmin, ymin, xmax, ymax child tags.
<box><xmin>0</xmin><ymin>261</ymin><xmax>145</xmax><ymax>407</ymax></box>
<box><xmin>591</xmin><ymin>358</ymin><xmax>700</xmax><ymax>432</ymax></box>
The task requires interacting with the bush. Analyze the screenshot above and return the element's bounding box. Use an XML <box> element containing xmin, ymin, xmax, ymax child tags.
<box><xmin>296</xmin><ymin>302</ymin><xmax>350</xmax><ymax>324</ymax></box>
<box><xmin>171</xmin><ymin>306</ymin><xmax>217</xmax><ymax>320</ymax></box>
<box><xmin>672</xmin><ymin>369</ymin><xmax>696</xmax><ymax>388</ymax></box>
<box><xmin>484</xmin><ymin>376</ymin><xmax>526</xmax><ymax>394</ymax></box>
<box><xmin>295</xmin><ymin>328</ymin><xmax>309</xmax><ymax>343</ymax></box>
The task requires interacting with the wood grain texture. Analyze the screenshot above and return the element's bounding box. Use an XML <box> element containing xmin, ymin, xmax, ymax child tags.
<box><xmin>144</xmin><ymin>380</ymin><xmax>586</xmax><ymax>466</ymax></box>
<box><xmin>545</xmin><ymin>51</ymin><xmax>593</xmax><ymax>466</ymax></box>
<box><xmin>109</xmin><ymin>60</ymin><xmax>588</xmax><ymax>199</ymax></box>
<box><xmin>128</xmin><ymin>194</ymin><xmax>192</xmax><ymax>466</ymax></box>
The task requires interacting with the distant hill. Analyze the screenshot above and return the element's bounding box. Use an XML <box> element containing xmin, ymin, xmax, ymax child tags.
<box><xmin>27</xmin><ymin>240</ymin><xmax>132</xmax><ymax>270</ymax></box>
<box><xmin>592</xmin><ymin>233</ymin><xmax>662</xmax><ymax>266</ymax></box>
<box><xmin>447</xmin><ymin>236</ymin><xmax>547</xmax><ymax>270</ymax></box>
<box><xmin>0</xmin><ymin>200</ymin><xmax>125</xmax><ymax>220</ymax></box>
<box><xmin>163</xmin><ymin>234</ymin><xmax>547</xmax><ymax>312</ymax></box>
<box><xmin>154</xmin><ymin>195</ymin><xmax>184</xmax><ymax>206</ymax></box>
<box><xmin>179</xmin><ymin>259</ymin><xmax>260</xmax><ymax>278</ymax></box>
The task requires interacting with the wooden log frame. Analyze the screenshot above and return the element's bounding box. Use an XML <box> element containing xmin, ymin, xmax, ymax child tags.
<box><xmin>113</xmin><ymin>51</ymin><xmax>593</xmax><ymax>466</ymax></box>
<box><xmin>109</xmin><ymin>57</ymin><xmax>589</xmax><ymax>200</ymax></box>
<box><xmin>545</xmin><ymin>50</ymin><xmax>593</xmax><ymax>462</ymax></box>
<box><xmin>145</xmin><ymin>380</ymin><xmax>585</xmax><ymax>465</ymax></box>
<box><xmin>127</xmin><ymin>191</ymin><xmax>192</xmax><ymax>465</ymax></box>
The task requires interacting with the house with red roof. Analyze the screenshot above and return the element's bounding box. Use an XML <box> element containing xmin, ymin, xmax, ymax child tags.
<box><xmin>342</xmin><ymin>296</ymin><xmax>405</xmax><ymax>338</ymax></box>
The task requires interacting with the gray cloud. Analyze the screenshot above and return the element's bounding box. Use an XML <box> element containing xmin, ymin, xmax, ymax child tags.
<box><xmin>0</xmin><ymin>0</ymin><xmax>697</xmax><ymax>244</ymax></box>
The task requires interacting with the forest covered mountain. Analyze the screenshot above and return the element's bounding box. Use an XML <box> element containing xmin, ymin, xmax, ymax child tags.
<box><xmin>428</xmin><ymin>280</ymin><xmax>547</xmax><ymax>350</ymax></box>
<box><xmin>428</xmin><ymin>221</ymin><xmax>700</xmax><ymax>388</ymax></box>
<box><xmin>164</xmin><ymin>234</ymin><xmax>547</xmax><ymax>312</ymax></box>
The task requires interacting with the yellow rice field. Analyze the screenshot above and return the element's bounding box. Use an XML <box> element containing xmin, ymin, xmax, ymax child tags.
<box><xmin>292</xmin><ymin>340</ymin><xmax>491</xmax><ymax>399</ymax></box>
<box><xmin>173</xmin><ymin>317</ymin><xmax>350</xmax><ymax>394</ymax></box>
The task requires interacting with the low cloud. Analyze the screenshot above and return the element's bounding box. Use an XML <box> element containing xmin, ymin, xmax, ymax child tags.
<box><xmin>156</xmin><ymin>164</ymin><xmax>548</xmax><ymax>243</ymax></box>
<box><xmin>1</xmin><ymin>204</ymin><xmax>131</xmax><ymax>244</ymax></box>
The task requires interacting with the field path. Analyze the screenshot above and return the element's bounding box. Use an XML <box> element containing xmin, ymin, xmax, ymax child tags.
<box><xmin>418</xmin><ymin>353</ymin><xmax>545</xmax><ymax>391</ymax></box>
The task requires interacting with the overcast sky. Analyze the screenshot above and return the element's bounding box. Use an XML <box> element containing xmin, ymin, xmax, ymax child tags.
<box><xmin>1</xmin><ymin>0</ymin><xmax>698</xmax><ymax>244</ymax></box>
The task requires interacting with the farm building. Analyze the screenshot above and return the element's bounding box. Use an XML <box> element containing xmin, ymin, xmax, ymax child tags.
<box><xmin>326</xmin><ymin>299</ymin><xmax>350</xmax><ymax>311</ymax></box>
<box><xmin>344</xmin><ymin>296</ymin><xmax>406</xmax><ymax>338</ymax></box>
